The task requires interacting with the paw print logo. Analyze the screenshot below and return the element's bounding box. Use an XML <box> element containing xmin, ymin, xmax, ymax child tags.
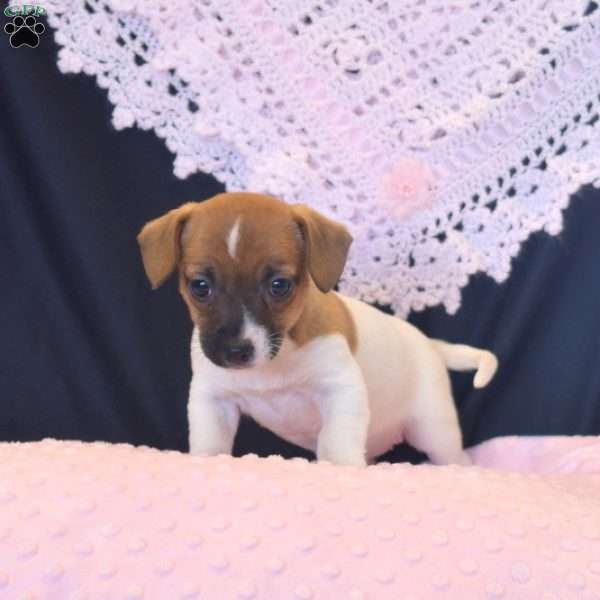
<box><xmin>4</xmin><ymin>15</ymin><xmax>45</xmax><ymax>48</ymax></box>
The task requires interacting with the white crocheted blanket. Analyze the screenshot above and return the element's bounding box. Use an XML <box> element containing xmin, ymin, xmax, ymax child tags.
<box><xmin>47</xmin><ymin>1</ymin><xmax>600</xmax><ymax>315</ymax></box>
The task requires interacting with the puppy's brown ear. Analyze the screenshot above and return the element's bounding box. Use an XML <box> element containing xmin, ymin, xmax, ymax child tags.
<box><xmin>292</xmin><ymin>204</ymin><xmax>353</xmax><ymax>293</ymax></box>
<box><xmin>137</xmin><ymin>203</ymin><xmax>198</xmax><ymax>289</ymax></box>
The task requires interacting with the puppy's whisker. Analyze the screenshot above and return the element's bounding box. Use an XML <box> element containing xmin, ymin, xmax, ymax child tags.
<box><xmin>268</xmin><ymin>332</ymin><xmax>284</xmax><ymax>358</ymax></box>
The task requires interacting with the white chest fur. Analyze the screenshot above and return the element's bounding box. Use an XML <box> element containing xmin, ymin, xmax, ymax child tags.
<box><xmin>189</xmin><ymin>327</ymin><xmax>364</xmax><ymax>454</ymax></box>
<box><xmin>233</xmin><ymin>386</ymin><xmax>323</xmax><ymax>450</ymax></box>
<box><xmin>188</xmin><ymin>293</ymin><xmax>487</xmax><ymax>466</ymax></box>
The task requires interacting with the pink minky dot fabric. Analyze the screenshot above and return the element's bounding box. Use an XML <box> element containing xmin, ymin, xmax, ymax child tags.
<box><xmin>1</xmin><ymin>437</ymin><xmax>600</xmax><ymax>600</ymax></box>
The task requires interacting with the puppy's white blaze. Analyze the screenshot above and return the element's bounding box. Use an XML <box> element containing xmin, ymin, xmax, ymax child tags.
<box><xmin>226</xmin><ymin>217</ymin><xmax>242</xmax><ymax>260</ymax></box>
<box><xmin>241</xmin><ymin>308</ymin><xmax>271</xmax><ymax>364</ymax></box>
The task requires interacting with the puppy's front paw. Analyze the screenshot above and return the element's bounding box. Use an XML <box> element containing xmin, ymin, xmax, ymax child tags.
<box><xmin>317</xmin><ymin>446</ymin><xmax>367</xmax><ymax>468</ymax></box>
<box><xmin>431</xmin><ymin>450</ymin><xmax>472</xmax><ymax>467</ymax></box>
<box><xmin>188</xmin><ymin>440</ymin><xmax>232</xmax><ymax>457</ymax></box>
<box><xmin>456</xmin><ymin>451</ymin><xmax>472</xmax><ymax>466</ymax></box>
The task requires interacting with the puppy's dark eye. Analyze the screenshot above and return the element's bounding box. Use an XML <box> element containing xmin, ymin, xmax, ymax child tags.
<box><xmin>270</xmin><ymin>277</ymin><xmax>293</xmax><ymax>298</ymax></box>
<box><xmin>189</xmin><ymin>277</ymin><xmax>212</xmax><ymax>300</ymax></box>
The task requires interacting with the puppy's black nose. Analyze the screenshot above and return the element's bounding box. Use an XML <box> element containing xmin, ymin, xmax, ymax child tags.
<box><xmin>223</xmin><ymin>341</ymin><xmax>254</xmax><ymax>366</ymax></box>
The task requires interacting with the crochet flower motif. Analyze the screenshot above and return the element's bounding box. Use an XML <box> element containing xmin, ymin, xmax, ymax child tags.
<box><xmin>381</xmin><ymin>157</ymin><xmax>436</xmax><ymax>220</ymax></box>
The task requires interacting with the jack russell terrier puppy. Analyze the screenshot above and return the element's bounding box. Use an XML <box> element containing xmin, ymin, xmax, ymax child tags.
<box><xmin>138</xmin><ymin>192</ymin><xmax>497</xmax><ymax>467</ymax></box>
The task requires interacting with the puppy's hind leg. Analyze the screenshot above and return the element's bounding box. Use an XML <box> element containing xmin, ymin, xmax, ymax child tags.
<box><xmin>404</xmin><ymin>380</ymin><xmax>471</xmax><ymax>466</ymax></box>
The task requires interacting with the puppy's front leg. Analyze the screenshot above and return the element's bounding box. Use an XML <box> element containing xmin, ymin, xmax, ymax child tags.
<box><xmin>187</xmin><ymin>379</ymin><xmax>240</xmax><ymax>456</ymax></box>
<box><xmin>317</xmin><ymin>365</ymin><xmax>370</xmax><ymax>467</ymax></box>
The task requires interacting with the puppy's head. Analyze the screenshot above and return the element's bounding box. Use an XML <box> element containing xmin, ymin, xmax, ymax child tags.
<box><xmin>137</xmin><ymin>193</ymin><xmax>352</xmax><ymax>369</ymax></box>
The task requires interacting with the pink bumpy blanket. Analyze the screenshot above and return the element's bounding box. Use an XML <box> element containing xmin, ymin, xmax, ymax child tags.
<box><xmin>0</xmin><ymin>436</ymin><xmax>599</xmax><ymax>599</ymax></box>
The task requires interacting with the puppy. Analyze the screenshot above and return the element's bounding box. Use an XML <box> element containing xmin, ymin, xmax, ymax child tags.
<box><xmin>138</xmin><ymin>192</ymin><xmax>497</xmax><ymax>467</ymax></box>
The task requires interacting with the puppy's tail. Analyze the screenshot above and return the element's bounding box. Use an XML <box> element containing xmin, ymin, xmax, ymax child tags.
<box><xmin>431</xmin><ymin>340</ymin><xmax>498</xmax><ymax>389</ymax></box>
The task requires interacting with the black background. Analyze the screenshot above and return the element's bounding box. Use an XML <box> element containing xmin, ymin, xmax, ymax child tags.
<box><xmin>1</xmin><ymin>32</ymin><xmax>599</xmax><ymax>462</ymax></box>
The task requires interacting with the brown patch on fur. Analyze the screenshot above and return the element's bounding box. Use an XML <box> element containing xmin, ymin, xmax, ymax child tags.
<box><xmin>289</xmin><ymin>281</ymin><xmax>357</xmax><ymax>353</ymax></box>
<box><xmin>138</xmin><ymin>192</ymin><xmax>356</xmax><ymax>359</ymax></box>
<box><xmin>180</xmin><ymin>193</ymin><xmax>304</xmax><ymax>279</ymax></box>
<box><xmin>176</xmin><ymin>193</ymin><xmax>309</xmax><ymax>337</ymax></box>
<box><xmin>292</xmin><ymin>204</ymin><xmax>353</xmax><ymax>293</ymax></box>
<box><xmin>137</xmin><ymin>202</ymin><xmax>198</xmax><ymax>288</ymax></box>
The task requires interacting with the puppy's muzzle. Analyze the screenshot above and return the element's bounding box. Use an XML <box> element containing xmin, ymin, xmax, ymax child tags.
<box><xmin>223</xmin><ymin>340</ymin><xmax>254</xmax><ymax>367</ymax></box>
